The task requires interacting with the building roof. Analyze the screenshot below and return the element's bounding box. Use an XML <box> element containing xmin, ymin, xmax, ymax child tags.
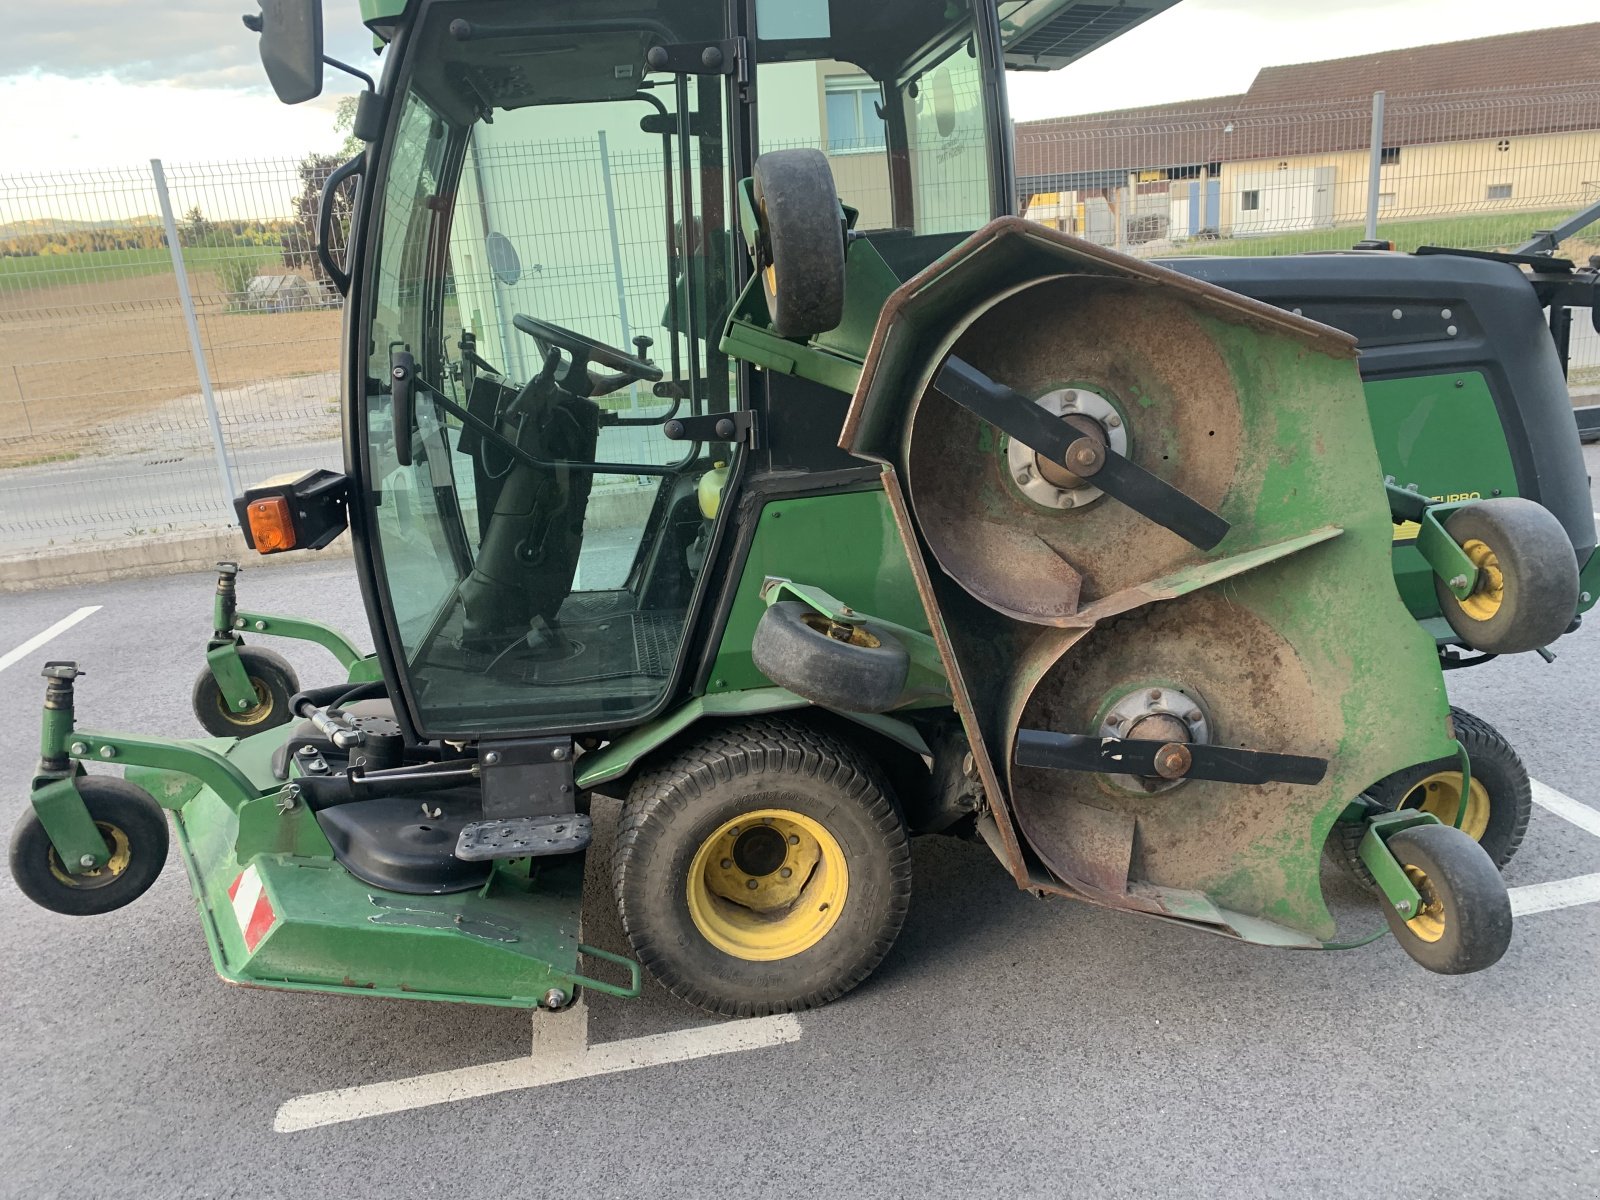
<box><xmin>1015</xmin><ymin>22</ymin><xmax>1600</xmax><ymax>187</ymax></box>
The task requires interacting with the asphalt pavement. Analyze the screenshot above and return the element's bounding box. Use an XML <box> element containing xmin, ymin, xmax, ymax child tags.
<box><xmin>2</xmin><ymin>465</ymin><xmax>1600</xmax><ymax>1198</ymax></box>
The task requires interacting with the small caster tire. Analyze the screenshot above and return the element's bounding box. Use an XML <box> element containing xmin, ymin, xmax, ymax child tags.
<box><xmin>614</xmin><ymin>716</ymin><xmax>911</xmax><ymax>1016</ymax></box>
<box><xmin>1379</xmin><ymin>823</ymin><xmax>1512</xmax><ymax>975</ymax></box>
<box><xmin>1434</xmin><ymin>497</ymin><xmax>1578</xmax><ymax>655</ymax></box>
<box><xmin>751</xmin><ymin>149</ymin><xmax>846</xmax><ymax>339</ymax></box>
<box><xmin>752</xmin><ymin>601</ymin><xmax>910</xmax><ymax>713</ymax></box>
<box><xmin>192</xmin><ymin>645</ymin><xmax>299</xmax><ymax>736</ymax></box>
<box><xmin>9</xmin><ymin>778</ymin><xmax>169</xmax><ymax>916</ymax></box>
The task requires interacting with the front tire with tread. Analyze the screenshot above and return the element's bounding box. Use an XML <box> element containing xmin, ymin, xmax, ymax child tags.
<box><xmin>613</xmin><ymin>717</ymin><xmax>911</xmax><ymax>1016</ymax></box>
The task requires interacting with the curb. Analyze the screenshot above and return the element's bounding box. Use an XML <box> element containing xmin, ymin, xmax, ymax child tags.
<box><xmin>0</xmin><ymin>527</ymin><xmax>354</xmax><ymax>594</ymax></box>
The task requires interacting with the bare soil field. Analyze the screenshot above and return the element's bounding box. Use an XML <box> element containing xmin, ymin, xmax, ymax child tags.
<box><xmin>0</xmin><ymin>268</ymin><xmax>339</xmax><ymax>466</ymax></box>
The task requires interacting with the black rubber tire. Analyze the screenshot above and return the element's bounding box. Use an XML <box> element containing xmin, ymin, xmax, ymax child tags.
<box><xmin>1379</xmin><ymin>823</ymin><xmax>1512</xmax><ymax>975</ymax></box>
<box><xmin>751</xmin><ymin>149</ymin><xmax>846</xmax><ymax>339</ymax></box>
<box><xmin>1369</xmin><ymin>707</ymin><xmax>1531</xmax><ymax>871</ymax></box>
<box><xmin>752</xmin><ymin>601</ymin><xmax>910</xmax><ymax>714</ymax></box>
<box><xmin>613</xmin><ymin>717</ymin><xmax>912</xmax><ymax>1016</ymax></box>
<box><xmin>1434</xmin><ymin>497</ymin><xmax>1578</xmax><ymax>655</ymax></box>
<box><xmin>9</xmin><ymin>777</ymin><xmax>168</xmax><ymax>916</ymax></box>
<box><xmin>191</xmin><ymin>645</ymin><xmax>300</xmax><ymax>737</ymax></box>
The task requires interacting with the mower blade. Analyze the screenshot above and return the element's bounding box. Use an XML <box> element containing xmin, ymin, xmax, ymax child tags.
<box><xmin>933</xmin><ymin>357</ymin><xmax>1230</xmax><ymax>550</ymax></box>
<box><xmin>1014</xmin><ymin>729</ymin><xmax>1327</xmax><ymax>786</ymax></box>
<box><xmin>1087</xmin><ymin>445</ymin><xmax>1230</xmax><ymax>551</ymax></box>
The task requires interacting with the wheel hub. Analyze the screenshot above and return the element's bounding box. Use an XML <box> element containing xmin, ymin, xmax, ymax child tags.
<box><xmin>687</xmin><ymin>808</ymin><xmax>849</xmax><ymax>961</ymax></box>
<box><xmin>1098</xmin><ymin>686</ymin><xmax>1211</xmax><ymax>793</ymax></box>
<box><xmin>1006</xmin><ymin>387</ymin><xmax>1128</xmax><ymax>510</ymax></box>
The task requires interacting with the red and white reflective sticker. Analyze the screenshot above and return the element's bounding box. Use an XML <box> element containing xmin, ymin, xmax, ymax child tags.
<box><xmin>227</xmin><ymin>865</ymin><xmax>276</xmax><ymax>952</ymax></box>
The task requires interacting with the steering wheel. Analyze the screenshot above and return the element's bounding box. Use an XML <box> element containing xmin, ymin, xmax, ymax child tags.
<box><xmin>512</xmin><ymin>314</ymin><xmax>663</xmax><ymax>387</ymax></box>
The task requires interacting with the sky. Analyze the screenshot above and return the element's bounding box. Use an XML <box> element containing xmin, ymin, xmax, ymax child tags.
<box><xmin>0</xmin><ymin>0</ymin><xmax>1597</xmax><ymax>174</ymax></box>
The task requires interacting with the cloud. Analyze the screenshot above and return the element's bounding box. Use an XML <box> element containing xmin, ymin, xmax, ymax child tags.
<box><xmin>1</xmin><ymin>1</ymin><xmax>377</xmax><ymax>88</ymax></box>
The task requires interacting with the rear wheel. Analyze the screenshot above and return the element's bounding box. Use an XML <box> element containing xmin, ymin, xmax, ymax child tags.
<box><xmin>192</xmin><ymin>645</ymin><xmax>299</xmax><ymax>737</ymax></box>
<box><xmin>1370</xmin><ymin>708</ymin><xmax>1530</xmax><ymax>870</ymax></box>
<box><xmin>613</xmin><ymin>717</ymin><xmax>911</xmax><ymax>1016</ymax></box>
<box><xmin>9</xmin><ymin>778</ymin><xmax>168</xmax><ymax>916</ymax></box>
<box><xmin>1379</xmin><ymin>823</ymin><xmax>1512</xmax><ymax>975</ymax></box>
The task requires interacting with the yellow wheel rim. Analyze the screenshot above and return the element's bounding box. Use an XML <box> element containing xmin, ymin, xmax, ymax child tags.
<box><xmin>686</xmin><ymin>808</ymin><xmax>848</xmax><ymax>962</ymax></box>
<box><xmin>1401</xmin><ymin>863</ymin><xmax>1447</xmax><ymax>943</ymax></box>
<box><xmin>1456</xmin><ymin>539</ymin><xmax>1504</xmax><ymax>622</ymax></box>
<box><xmin>46</xmin><ymin>822</ymin><xmax>132</xmax><ymax>889</ymax></box>
<box><xmin>798</xmin><ymin>611</ymin><xmax>881</xmax><ymax>649</ymax></box>
<box><xmin>1402</xmin><ymin>771</ymin><xmax>1491</xmax><ymax>841</ymax></box>
<box><xmin>221</xmin><ymin>678</ymin><xmax>275</xmax><ymax>728</ymax></box>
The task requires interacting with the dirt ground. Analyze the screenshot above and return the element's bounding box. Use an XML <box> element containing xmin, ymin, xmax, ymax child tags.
<box><xmin>0</xmin><ymin>268</ymin><xmax>340</xmax><ymax>466</ymax></box>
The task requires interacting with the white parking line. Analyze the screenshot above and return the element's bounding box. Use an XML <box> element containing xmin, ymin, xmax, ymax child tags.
<box><xmin>274</xmin><ymin>1000</ymin><xmax>801</xmax><ymax>1132</ymax></box>
<box><xmin>1509</xmin><ymin>873</ymin><xmax>1600</xmax><ymax>917</ymax></box>
<box><xmin>0</xmin><ymin>606</ymin><xmax>100</xmax><ymax>673</ymax></box>
<box><xmin>1530</xmin><ymin>780</ymin><xmax>1600</xmax><ymax>842</ymax></box>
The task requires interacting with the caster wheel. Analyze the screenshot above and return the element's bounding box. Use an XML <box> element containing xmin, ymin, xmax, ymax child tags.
<box><xmin>192</xmin><ymin>645</ymin><xmax>299</xmax><ymax>736</ymax></box>
<box><xmin>9</xmin><ymin>778</ymin><xmax>169</xmax><ymax>916</ymax></box>
<box><xmin>1379</xmin><ymin>823</ymin><xmax>1512</xmax><ymax>975</ymax></box>
<box><xmin>613</xmin><ymin>717</ymin><xmax>911</xmax><ymax>1016</ymax></box>
<box><xmin>751</xmin><ymin>148</ymin><xmax>846</xmax><ymax>338</ymax></box>
<box><xmin>752</xmin><ymin>601</ymin><xmax>910</xmax><ymax>713</ymax></box>
<box><xmin>1434</xmin><ymin>497</ymin><xmax>1578</xmax><ymax>655</ymax></box>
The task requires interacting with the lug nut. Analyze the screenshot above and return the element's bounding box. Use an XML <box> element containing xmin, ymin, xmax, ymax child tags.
<box><xmin>780</xmin><ymin>867</ymin><xmax>793</xmax><ymax>879</ymax></box>
<box><xmin>721</xmin><ymin>858</ymin><xmax>733</xmax><ymax>869</ymax></box>
<box><xmin>746</xmin><ymin>879</ymin><xmax>760</xmax><ymax>890</ymax></box>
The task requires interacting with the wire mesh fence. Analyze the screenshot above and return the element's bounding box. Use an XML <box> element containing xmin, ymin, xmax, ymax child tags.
<box><xmin>1</xmin><ymin>82</ymin><xmax>1596</xmax><ymax>554</ymax></box>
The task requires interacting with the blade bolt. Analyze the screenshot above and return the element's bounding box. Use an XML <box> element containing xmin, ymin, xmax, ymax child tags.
<box><xmin>1153</xmin><ymin>743</ymin><xmax>1193</xmax><ymax>780</ymax></box>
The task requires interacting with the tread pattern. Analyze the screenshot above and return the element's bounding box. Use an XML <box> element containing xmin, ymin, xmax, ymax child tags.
<box><xmin>612</xmin><ymin>716</ymin><xmax>912</xmax><ymax>1017</ymax></box>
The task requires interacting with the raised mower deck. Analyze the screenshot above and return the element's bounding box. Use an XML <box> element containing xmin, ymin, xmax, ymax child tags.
<box><xmin>126</xmin><ymin>730</ymin><xmax>637</xmax><ymax>1008</ymax></box>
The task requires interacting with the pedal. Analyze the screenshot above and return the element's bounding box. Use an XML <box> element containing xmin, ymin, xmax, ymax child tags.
<box><xmin>455</xmin><ymin>813</ymin><xmax>592</xmax><ymax>861</ymax></box>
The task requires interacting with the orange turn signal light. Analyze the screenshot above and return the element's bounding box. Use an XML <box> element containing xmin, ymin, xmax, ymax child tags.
<box><xmin>246</xmin><ymin>496</ymin><xmax>297</xmax><ymax>553</ymax></box>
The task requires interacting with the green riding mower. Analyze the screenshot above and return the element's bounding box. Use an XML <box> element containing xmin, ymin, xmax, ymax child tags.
<box><xmin>10</xmin><ymin>0</ymin><xmax>1592</xmax><ymax>1019</ymax></box>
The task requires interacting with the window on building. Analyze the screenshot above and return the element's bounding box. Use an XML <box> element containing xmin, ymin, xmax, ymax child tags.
<box><xmin>824</xmin><ymin>75</ymin><xmax>886</xmax><ymax>153</ymax></box>
<box><xmin>1487</xmin><ymin>183</ymin><xmax>1512</xmax><ymax>200</ymax></box>
<box><xmin>1378</xmin><ymin>192</ymin><xmax>1396</xmax><ymax>208</ymax></box>
<box><xmin>1241</xmin><ymin>190</ymin><xmax>1261</xmax><ymax>212</ymax></box>
<box><xmin>1380</xmin><ymin>146</ymin><xmax>1401</xmax><ymax>166</ymax></box>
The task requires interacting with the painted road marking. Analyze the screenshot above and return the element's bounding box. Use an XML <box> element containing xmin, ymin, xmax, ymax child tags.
<box><xmin>0</xmin><ymin>606</ymin><xmax>101</xmax><ymax>673</ymax></box>
<box><xmin>1509</xmin><ymin>873</ymin><xmax>1600</xmax><ymax>917</ymax></box>
<box><xmin>274</xmin><ymin>1001</ymin><xmax>802</xmax><ymax>1133</ymax></box>
<box><xmin>1530</xmin><ymin>780</ymin><xmax>1600</xmax><ymax>842</ymax></box>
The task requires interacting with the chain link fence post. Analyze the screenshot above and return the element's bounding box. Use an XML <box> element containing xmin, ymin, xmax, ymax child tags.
<box><xmin>150</xmin><ymin>156</ymin><xmax>238</xmax><ymax>509</ymax></box>
<box><xmin>1365</xmin><ymin>90</ymin><xmax>1387</xmax><ymax>241</ymax></box>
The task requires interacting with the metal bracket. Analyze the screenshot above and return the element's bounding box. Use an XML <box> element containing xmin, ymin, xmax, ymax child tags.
<box><xmin>644</xmin><ymin>37</ymin><xmax>743</xmax><ymax>77</ymax></box>
<box><xmin>1355</xmin><ymin>809</ymin><xmax>1442</xmax><ymax>919</ymax></box>
<box><xmin>1014</xmin><ymin>729</ymin><xmax>1327</xmax><ymax>786</ymax></box>
<box><xmin>663</xmin><ymin>410</ymin><xmax>754</xmax><ymax>446</ymax></box>
<box><xmin>456</xmin><ymin>813</ymin><xmax>593</xmax><ymax>861</ymax></box>
<box><xmin>480</xmin><ymin>738</ymin><xmax>577</xmax><ymax>819</ymax></box>
<box><xmin>1388</xmin><ymin>484</ymin><xmax>1479</xmax><ymax>599</ymax></box>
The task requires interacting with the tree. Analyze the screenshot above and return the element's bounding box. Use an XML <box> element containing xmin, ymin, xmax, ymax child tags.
<box><xmin>183</xmin><ymin>205</ymin><xmax>214</xmax><ymax>245</ymax></box>
<box><xmin>334</xmin><ymin>96</ymin><xmax>363</xmax><ymax>158</ymax></box>
<box><xmin>282</xmin><ymin>152</ymin><xmax>356</xmax><ymax>286</ymax></box>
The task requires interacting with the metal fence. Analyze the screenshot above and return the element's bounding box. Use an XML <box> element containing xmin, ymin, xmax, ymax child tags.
<box><xmin>1</xmin><ymin>82</ymin><xmax>1597</xmax><ymax>555</ymax></box>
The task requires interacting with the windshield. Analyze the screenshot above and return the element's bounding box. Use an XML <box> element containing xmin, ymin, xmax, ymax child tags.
<box><xmin>363</xmin><ymin>3</ymin><xmax>736</xmax><ymax>735</ymax></box>
<box><xmin>755</xmin><ymin>0</ymin><xmax>999</xmax><ymax>237</ymax></box>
